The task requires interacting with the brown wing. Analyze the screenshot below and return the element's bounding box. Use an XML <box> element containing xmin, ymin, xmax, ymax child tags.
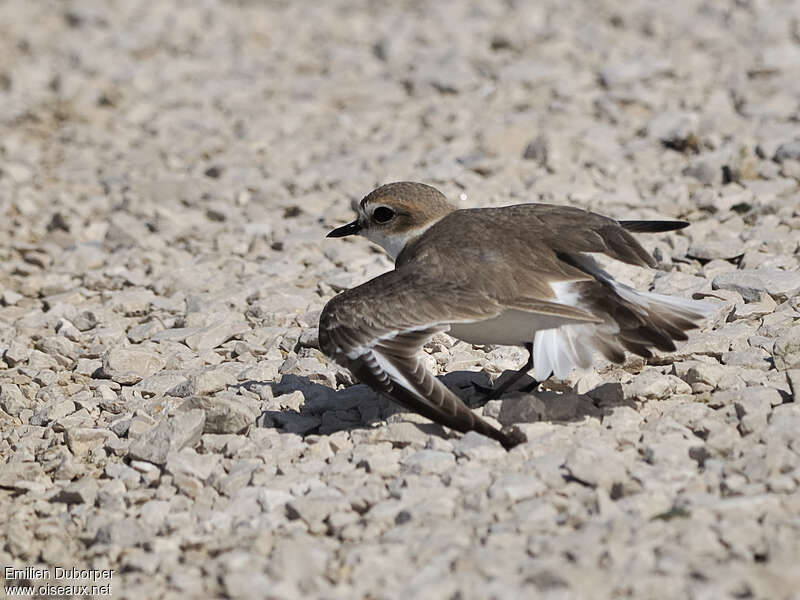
<box><xmin>318</xmin><ymin>267</ymin><xmax>596</xmax><ymax>448</ymax></box>
<box><xmin>512</xmin><ymin>204</ymin><xmax>660</xmax><ymax>267</ymax></box>
<box><xmin>481</xmin><ymin>204</ymin><xmax>661</xmax><ymax>267</ymax></box>
<box><xmin>398</xmin><ymin>204</ymin><xmax>667</xmax><ymax>297</ymax></box>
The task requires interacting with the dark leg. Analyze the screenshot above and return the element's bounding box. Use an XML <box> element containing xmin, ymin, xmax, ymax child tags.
<box><xmin>472</xmin><ymin>343</ymin><xmax>538</xmax><ymax>400</ymax></box>
<box><xmin>518</xmin><ymin>379</ymin><xmax>541</xmax><ymax>393</ymax></box>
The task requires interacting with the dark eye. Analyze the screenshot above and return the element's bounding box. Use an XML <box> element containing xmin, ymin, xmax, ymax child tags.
<box><xmin>373</xmin><ymin>206</ymin><xmax>395</xmax><ymax>223</ymax></box>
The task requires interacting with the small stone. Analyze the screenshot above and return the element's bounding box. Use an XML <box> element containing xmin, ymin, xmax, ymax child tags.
<box><xmin>167</xmin><ymin>367</ymin><xmax>237</xmax><ymax>397</ymax></box>
<box><xmin>0</xmin><ymin>462</ymin><xmax>48</xmax><ymax>489</ymax></box>
<box><xmin>689</xmin><ymin>238</ymin><xmax>744</xmax><ymax>261</ymax></box>
<box><xmin>109</xmin><ymin>290</ymin><xmax>156</xmax><ymax>315</ymax></box>
<box><xmin>731</xmin><ymin>294</ymin><xmax>777</xmax><ymax>320</ymax></box>
<box><xmin>286</xmin><ymin>492</ymin><xmax>351</xmax><ymax>534</ymax></box>
<box><xmin>127</xmin><ymin>320</ymin><xmax>165</xmax><ymax>343</ymax></box>
<box><xmin>401</xmin><ymin>449</ymin><xmax>455</xmax><ymax>474</ymax></box>
<box><xmin>764</xmin><ymin>403</ymin><xmax>800</xmax><ymax>449</ymax></box>
<box><xmin>184</xmin><ymin>318</ymin><xmax>249</xmax><ymax>352</ymax></box>
<box><xmin>55</xmin><ymin>318</ymin><xmax>82</xmax><ymax>341</ymax></box>
<box><xmin>602</xmin><ymin>405</ymin><xmax>643</xmax><ymax>431</ymax></box>
<box><xmin>488</xmin><ymin>474</ymin><xmax>546</xmax><ymax>502</ymax></box>
<box><xmin>523</xmin><ymin>134</ymin><xmax>549</xmax><ymax>165</ymax></box>
<box><xmin>214</xmin><ymin>461</ymin><xmax>257</xmax><ymax>496</ymax></box>
<box><xmin>170</xmin><ymin>409</ymin><xmax>207</xmax><ymax>449</ymax></box>
<box><xmin>165</xmin><ymin>447</ymin><xmax>220</xmax><ymax>482</ymax></box>
<box><xmin>127</xmin><ymin>409</ymin><xmax>205</xmax><ymax>465</ymax></box>
<box><xmin>624</xmin><ymin>371</ymin><xmax>691</xmax><ymax>400</ymax></box>
<box><xmin>65</xmin><ymin>427</ymin><xmax>114</xmax><ymax>456</ymax></box>
<box><xmin>297</xmin><ymin>328</ymin><xmax>318</xmax><ymax>349</ymax></box>
<box><xmin>127</xmin><ymin>414</ymin><xmax>158</xmax><ymax>439</ymax></box>
<box><xmin>563</xmin><ymin>443</ymin><xmax>628</xmax><ymax>491</ymax></box>
<box><xmin>787</xmin><ymin>370</ymin><xmax>800</xmax><ymax>400</ymax></box>
<box><xmin>0</xmin><ymin>383</ymin><xmax>29</xmax><ymax>416</ymax></box>
<box><xmin>773</xmin><ymin>327</ymin><xmax>800</xmax><ymax>370</ymax></box>
<box><xmin>574</xmin><ymin>371</ymin><xmax>604</xmax><ymax>396</ymax></box>
<box><xmin>673</xmin><ymin>360</ymin><xmax>726</xmax><ymax>391</ymax></box>
<box><xmin>498</xmin><ymin>393</ymin><xmax>546</xmax><ymax>425</ymax></box>
<box><xmin>374</xmin><ymin>421</ymin><xmax>432</xmax><ymax>447</ymax></box>
<box><xmin>94</xmin><ymin>518</ymin><xmax>150</xmax><ymax>547</ymax></box>
<box><xmin>683</xmin><ymin>151</ymin><xmax>731</xmax><ymax>185</ymax></box>
<box><xmin>181</xmin><ymin>395</ymin><xmax>257</xmax><ymax>434</ymax></box>
<box><xmin>3</xmin><ymin>340</ymin><xmax>30</xmax><ymax>366</ymax></box>
<box><xmin>31</xmin><ymin>398</ymin><xmax>75</xmax><ymax>426</ymax></box>
<box><xmin>351</xmin><ymin>442</ymin><xmax>400</xmax><ymax>476</ymax></box>
<box><xmin>135</xmin><ymin>372</ymin><xmax>190</xmax><ymax>396</ymax></box>
<box><xmin>50</xmin><ymin>479</ymin><xmax>98</xmax><ymax>505</ymax></box>
<box><xmin>129</xmin><ymin>461</ymin><xmax>161</xmax><ymax>489</ymax></box>
<box><xmin>75</xmin><ymin>358</ymin><xmax>102</xmax><ymax>376</ymax></box>
<box><xmin>96</xmin><ymin>384</ymin><xmax>119</xmax><ymax>402</ymax></box>
<box><xmin>109</xmin><ymin>417</ymin><xmax>131</xmax><ymax>437</ymax></box>
<box><xmin>452</xmin><ymin>431</ymin><xmax>506</xmax><ymax>461</ymax></box>
<box><xmin>721</xmin><ymin>348</ymin><xmax>772</xmax><ymax>371</ymax></box>
<box><xmin>1</xmin><ymin>289</ymin><xmax>24</xmax><ymax>305</ymax></box>
<box><xmin>102</xmin><ymin>347</ymin><xmax>166</xmax><ymax>384</ymax></box>
<box><xmin>587</xmin><ymin>382</ymin><xmax>625</xmax><ymax>404</ymax></box>
<box><xmin>258</xmin><ymin>488</ymin><xmax>294</xmax><ymax>512</ymax></box>
<box><xmin>712</xmin><ymin>269</ymin><xmax>800</xmax><ymax>302</ymax></box>
<box><xmin>276</xmin><ymin>390</ymin><xmax>304</xmax><ymax>412</ymax></box>
<box><xmin>774</xmin><ymin>140</ymin><xmax>800</xmax><ymax>162</ymax></box>
<box><xmin>767</xmin><ymin>474</ymin><xmax>796</xmax><ymax>493</ymax></box>
<box><xmin>710</xmin><ymin>386</ymin><xmax>783</xmax><ymax>409</ymax></box>
<box><xmin>481</xmin><ymin>399</ymin><xmax>503</xmax><ymax>420</ymax></box>
<box><xmin>105</xmin><ymin>462</ymin><xmax>141</xmax><ymax>488</ymax></box>
<box><xmin>35</xmin><ymin>336</ymin><xmax>78</xmax><ymax>367</ymax></box>
<box><xmin>6</xmin><ymin>517</ymin><xmax>37</xmax><ymax>559</ymax></box>
<box><xmin>137</xmin><ymin>499</ymin><xmax>172</xmax><ymax>532</ymax></box>
<box><xmin>73</xmin><ymin>311</ymin><xmax>98</xmax><ymax>331</ymax></box>
<box><xmin>735</xmin><ymin>393</ymin><xmax>774</xmax><ymax>435</ymax></box>
<box><xmin>644</xmin><ymin>110</ymin><xmax>699</xmax><ymax>151</ymax></box>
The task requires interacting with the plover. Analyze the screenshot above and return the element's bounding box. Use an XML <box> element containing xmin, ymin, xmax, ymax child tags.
<box><xmin>319</xmin><ymin>182</ymin><xmax>712</xmax><ymax>448</ymax></box>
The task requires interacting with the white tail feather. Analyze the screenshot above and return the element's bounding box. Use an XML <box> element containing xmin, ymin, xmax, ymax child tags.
<box><xmin>567</xmin><ymin>253</ymin><xmax>715</xmax><ymax>321</ymax></box>
<box><xmin>531</xmin><ymin>256</ymin><xmax>716</xmax><ymax>381</ymax></box>
<box><xmin>533</xmin><ymin>324</ymin><xmax>599</xmax><ymax>380</ymax></box>
<box><xmin>611</xmin><ymin>282</ymin><xmax>716</xmax><ymax>321</ymax></box>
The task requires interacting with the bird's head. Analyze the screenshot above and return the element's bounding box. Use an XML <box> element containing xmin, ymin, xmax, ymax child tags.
<box><xmin>327</xmin><ymin>182</ymin><xmax>457</xmax><ymax>260</ymax></box>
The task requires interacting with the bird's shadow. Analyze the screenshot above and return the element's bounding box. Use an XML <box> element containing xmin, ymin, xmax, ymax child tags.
<box><xmin>244</xmin><ymin>368</ymin><xmax>634</xmax><ymax>442</ymax></box>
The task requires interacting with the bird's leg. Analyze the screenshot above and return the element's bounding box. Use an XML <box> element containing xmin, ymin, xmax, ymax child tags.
<box><xmin>518</xmin><ymin>379</ymin><xmax>541</xmax><ymax>393</ymax></box>
<box><xmin>473</xmin><ymin>343</ymin><xmax>537</xmax><ymax>400</ymax></box>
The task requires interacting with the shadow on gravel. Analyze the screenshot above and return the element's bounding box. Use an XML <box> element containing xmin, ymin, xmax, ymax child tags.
<box><xmin>249</xmin><ymin>369</ymin><xmax>634</xmax><ymax>443</ymax></box>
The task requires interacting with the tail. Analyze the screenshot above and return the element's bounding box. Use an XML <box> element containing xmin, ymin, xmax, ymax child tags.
<box><xmin>531</xmin><ymin>254</ymin><xmax>714</xmax><ymax>380</ymax></box>
<box><xmin>594</xmin><ymin>282</ymin><xmax>715</xmax><ymax>360</ymax></box>
<box><xmin>618</xmin><ymin>220</ymin><xmax>689</xmax><ymax>233</ymax></box>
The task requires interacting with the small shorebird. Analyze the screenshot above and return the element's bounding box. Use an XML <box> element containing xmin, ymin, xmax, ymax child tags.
<box><xmin>319</xmin><ymin>182</ymin><xmax>712</xmax><ymax>448</ymax></box>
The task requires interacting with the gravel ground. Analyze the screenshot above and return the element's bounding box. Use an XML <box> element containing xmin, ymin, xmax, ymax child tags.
<box><xmin>1</xmin><ymin>1</ymin><xmax>800</xmax><ymax>598</ymax></box>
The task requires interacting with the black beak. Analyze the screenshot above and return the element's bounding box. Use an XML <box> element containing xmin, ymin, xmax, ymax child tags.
<box><xmin>327</xmin><ymin>220</ymin><xmax>361</xmax><ymax>238</ymax></box>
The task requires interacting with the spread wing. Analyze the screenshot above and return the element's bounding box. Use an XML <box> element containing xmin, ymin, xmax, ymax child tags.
<box><xmin>319</xmin><ymin>267</ymin><xmax>599</xmax><ymax>448</ymax></box>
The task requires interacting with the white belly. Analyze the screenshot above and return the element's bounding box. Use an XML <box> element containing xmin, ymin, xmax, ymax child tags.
<box><xmin>448</xmin><ymin>309</ymin><xmax>574</xmax><ymax>346</ymax></box>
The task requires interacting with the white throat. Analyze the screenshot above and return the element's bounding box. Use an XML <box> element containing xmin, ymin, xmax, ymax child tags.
<box><xmin>363</xmin><ymin>224</ymin><xmax>433</xmax><ymax>261</ymax></box>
